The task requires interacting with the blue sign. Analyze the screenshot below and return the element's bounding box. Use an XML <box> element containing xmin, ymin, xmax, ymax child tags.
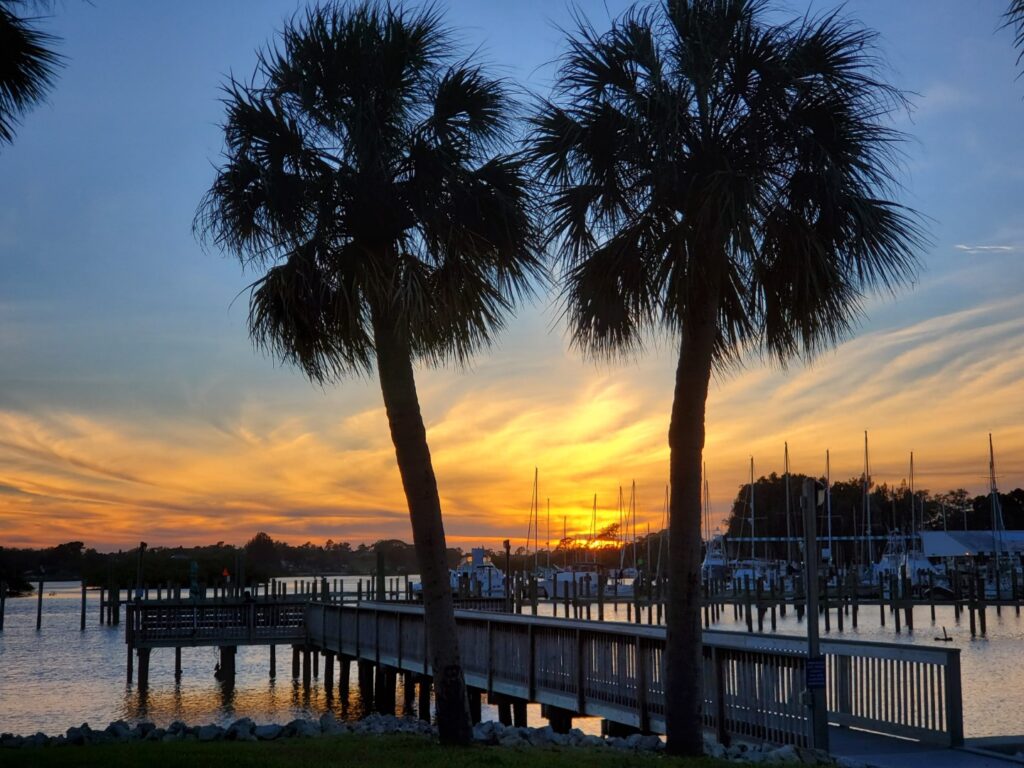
<box><xmin>806</xmin><ymin>656</ymin><xmax>826</xmax><ymax>689</ymax></box>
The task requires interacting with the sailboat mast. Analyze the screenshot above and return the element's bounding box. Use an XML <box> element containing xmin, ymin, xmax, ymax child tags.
<box><xmin>534</xmin><ymin>468</ymin><xmax>539</xmax><ymax>572</ymax></box>
<box><xmin>826</xmin><ymin>450</ymin><xmax>833</xmax><ymax>567</ymax></box>
<box><xmin>546</xmin><ymin>498</ymin><xmax>551</xmax><ymax>569</ymax></box>
<box><xmin>749</xmin><ymin>457</ymin><xmax>756</xmax><ymax>563</ymax></box>
<box><xmin>864</xmin><ymin>431</ymin><xmax>873</xmax><ymax>565</ymax></box>
<box><xmin>626</xmin><ymin>483</ymin><xmax>634</xmax><ymax>573</ymax></box>
<box><xmin>784</xmin><ymin>443</ymin><xmax>792</xmax><ymax>564</ymax></box>
<box><xmin>909</xmin><ymin>452</ymin><xmax>915</xmax><ymax>541</ymax></box>
<box><xmin>990</xmin><ymin>433</ymin><xmax>1004</xmax><ymax>559</ymax></box>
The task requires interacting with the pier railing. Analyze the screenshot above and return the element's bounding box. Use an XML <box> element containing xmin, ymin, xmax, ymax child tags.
<box><xmin>127</xmin><ymin>598</ymin><xmax>306</xmax><ymax>648</ymax></box>
<box><xmin>305</xmin><ymin>601</ymin><xmax>962</xmax><ymax>748</ymax></box>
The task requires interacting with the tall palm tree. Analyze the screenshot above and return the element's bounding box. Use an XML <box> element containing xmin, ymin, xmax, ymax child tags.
<box><xmin>0</xmin><ymin>0</ymin><xmax>63</xmax><ymax>147</ymax></box>
<box><xmin>532</xmin><ymin>0</ymin><xmax>923</xmax><ymax>754</ymax></box>
<box><xmin>196</xmin><ymin>2</ymin><xmax>541</xmax><ymax>744</ymax></box>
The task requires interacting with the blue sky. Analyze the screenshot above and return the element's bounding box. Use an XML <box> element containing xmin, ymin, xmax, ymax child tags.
<box><xmin>0</xmin><ymin>1</ymin><xmax>1022</xmax><ymax>549</ymax></box>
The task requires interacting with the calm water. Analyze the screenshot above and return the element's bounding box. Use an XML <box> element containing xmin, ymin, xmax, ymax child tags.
<box><xmin>1</xmin><ymin>581</ymin><xmax>1022</xmax><ymax>737</ymax></box>
<box><xmin>0</xmin><ymin>580</ymin><xmax>597</xmax><ymax>737</ymax></box>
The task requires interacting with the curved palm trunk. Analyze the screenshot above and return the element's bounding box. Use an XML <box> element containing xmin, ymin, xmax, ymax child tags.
<box><xmin>373</xmin><ymin>316</ymin><xmax>473</xmax><ymax>745</ymax></box>
<box><xmin>664</xmin><ymin>300</ymin><xmax>718</xmax><ymax>757</ymax></box>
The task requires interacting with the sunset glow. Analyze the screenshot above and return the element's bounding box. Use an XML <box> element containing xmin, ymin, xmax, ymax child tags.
<box><xmin>1</xmin><ymin>0</ymin><xmax>1022</xmax><ymax>552</ymax></box>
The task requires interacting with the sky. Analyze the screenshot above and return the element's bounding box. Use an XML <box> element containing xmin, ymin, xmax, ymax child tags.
<box><xmin>0</xmin><ymin>0</ymin><xmax>1022</xmax><ymax>552</ymax></box>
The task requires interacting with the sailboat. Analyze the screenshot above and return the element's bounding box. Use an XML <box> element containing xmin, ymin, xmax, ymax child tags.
<box><xmin>731</xmin><ymin>457</ymin><xmax>782</xmax><ymax>588</ymax></box>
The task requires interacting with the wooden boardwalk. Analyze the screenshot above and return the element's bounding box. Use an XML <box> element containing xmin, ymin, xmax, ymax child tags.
<box><xmin>305</xmin><ymin>601</ymin><xmax>963</xmax><ymax>749</ymax></box>
<box><xmin>122</xmin><ymin>593</ymin><xmax>964</xmax><ymax>751</ymax></box>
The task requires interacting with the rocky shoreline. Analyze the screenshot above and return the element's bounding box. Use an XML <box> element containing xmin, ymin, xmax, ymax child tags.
<box><xmin>0</xmin><ymin>713</ymin><xmax>858</xmax><ymax>765</ymax></box>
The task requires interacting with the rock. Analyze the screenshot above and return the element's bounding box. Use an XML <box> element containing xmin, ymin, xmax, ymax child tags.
<box><xmin>25</xmin><ymin>732</ymin><xmax>48</xmax><ymax>748</ymax></box>
<box><xmin>498</xmin><ymin>730</ymin><xmax>528</xmax><ymax>748</ymax></box>
<box><xmin>104</xmin><ymin>721</ymin><xmax>132</xmax><ymax>743</ymax></box>
<box><xmin>197</xmin><ymin>724</ymin><xmax>224</xmax><ymax>742</ymax></box>
<box><xmin>167</xmin><ymin>721</ymin><xmax>188</xmax><ymax>735</ymax></box>
<box><xmin>227</xmin><ymin>718</ymin><xmax>256</xmax><ymax>741</ymax></box>
<box><xmin>796</xmin><ymin>746</ymin><xmax>832</xmax><ymax>765</ymax></box>
<box><xmin>65</xmin><ymin>724</ymin><xmax>93</xmax><ymax>746</ymax></box>
<box><xmin>704</xmin><ymin>740</ymin><xmax>727</xmax><ymax>759</ymax></box>
<box><xmin>637</xmin><ymin>734</ymin><xmax>662</xmax><ymax>751</ymax></box>
<box><xmin>144</xmin><ymin>728</ymin><xmax>165</xmax><ymax>742</ymax></box>
<box><xmin>131</xmin><ymin>722</ymin><xmax>156</xmax><ymax>740</ymax></box>
<box><xmin>319</xmin><ymin>713</ymin><xmax>347</xmax><ymax>735</ymax></box>
<box><xmin>255</xmin><ymin>724</ymin><xmax>283</xmax><ymax>741</ymax></box>
<box><xmin>769</xmin><ymin>744</ymin><xmax>800</xmax><ymax>763</ymax></box>
<box><xmin>2</xmin><ymin>735</ymin><xmax>24</xmax><ymax>749</ymax></box>
<box><xmin>581</xmin><ymin>735</ymin><xmax>605</xmax><ymax>748</ymax></box>
<box><xmin>472</xmin><ymin>723</ymin><xmax>497</xmax><ymax>744</ymax></box>
<box><xmin>290</xmin><ymin>719</ymin><xmax>321</xmax><ymax>738</ymax></box>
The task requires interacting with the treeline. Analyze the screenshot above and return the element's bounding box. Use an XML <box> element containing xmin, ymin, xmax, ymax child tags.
<box><xmin>0</xmin><ymin>527</ymin><xmax>673</xmax><ymax>595</ymax></box>
<box><xmin>0</xmin><ymin>534</ymin><xmax>463</xmax><ymax>594</ymax></box>
<box><xmin>722</xmin><ymin>473</ymin><xmax>1024</xmax><ymax>564</ymax></box>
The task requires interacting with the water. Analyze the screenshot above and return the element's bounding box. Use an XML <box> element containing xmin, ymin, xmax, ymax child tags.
<box><xmin>0</xmin><ymin>580</ymin><xmax>593</xmax><ymax>736</ymax></box>
<box><xmin>1</xmin><ymin>582</ymin><xmax>1020</xmax><ymax>738</ymax></box>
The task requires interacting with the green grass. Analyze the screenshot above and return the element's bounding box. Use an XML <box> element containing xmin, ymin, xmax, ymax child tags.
<box><xmin>0</xmin><ymin>734</ymin><xmax>731</xmax><ymax>768</ymax></box>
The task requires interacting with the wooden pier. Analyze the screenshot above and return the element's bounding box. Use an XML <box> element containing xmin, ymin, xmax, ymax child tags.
<box><xmin>304</xmin><ymin>601</ymin><xmax>962</xmax><ymax>748</ymax></box>
<box><xmin>118</xmin><ymin>584</ymin><xmax>964</xmax><ymax>751</ymax></box>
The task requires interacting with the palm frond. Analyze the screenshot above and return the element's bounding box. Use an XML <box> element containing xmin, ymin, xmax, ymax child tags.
<box><xmin>0</xmin><ymin>0</ymin><xmax>63</xmax><ymax>146</ymax></box>
<box><xmin>1005</xmin><ymin>0</ymin><xmax>1024</xmax><ymax>67</ymax></box>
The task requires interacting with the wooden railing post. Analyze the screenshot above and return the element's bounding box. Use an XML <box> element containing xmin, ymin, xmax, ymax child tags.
<box><xmin>945</xmin><ymin>650</ymin><xmax>964</xmax><ymax>747</ymax></box>
<box><xmin>636</xmin><ymin>635</ymin><xmax>649</xmax><ymax>733</ymax></box>
<box><xmin>712</xmin><ymin>646</ymin><xmax>729</xmax><ymax>746</ymax></box>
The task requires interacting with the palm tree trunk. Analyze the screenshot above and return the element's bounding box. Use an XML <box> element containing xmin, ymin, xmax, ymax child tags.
<box><xmin>373</xmin><ymin>315</ymin><xmax>473</xmax><ymax>745</ymax></box>
<box><xmin>664</xmin><ymin>299</ymin><xmax>718</xmax><ymax>757</ymax></box>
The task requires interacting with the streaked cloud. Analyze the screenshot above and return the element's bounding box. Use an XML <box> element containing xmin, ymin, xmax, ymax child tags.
<box><xmin>955</xmin><ymin>244</ymin><xmax>1016</xmax><ymax>254</ymax></box>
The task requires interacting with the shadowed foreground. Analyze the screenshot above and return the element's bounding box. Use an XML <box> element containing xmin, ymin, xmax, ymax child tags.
<box><xmin>1</xmin><ymin>734</ymin><xmax>731</xmax><ymax>768</ymax></box>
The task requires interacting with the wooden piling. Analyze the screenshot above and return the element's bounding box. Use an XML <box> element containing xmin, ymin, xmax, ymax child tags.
<box><xmin>175</xmin><ymin>647</ymin><xmax>182</xmax><ymax>679</ymax></box>
<box><xmin>324</xmin><ymin>652</ymin><xmax>335</xmax><ymax>694</ymax></box>
<box><xmin>80</xmin><ymin>581</ymin><xmax>87</xmax><ymax>631</ymax></box>
<box><xmin>292</xmin><ymin>645</ymin><xmax>300</xmax><ymax>678</ymax></box>
<box><xmin>417</xmin><ymin>676</ymin><xmax>431</xmax><ymax>722</ymax></box>
<box><xmin>36</xmin><ymin>578</ymin><xmax>43</xmax><ymax>630</ymax></box>
<box><xmin>269</xmin><ymin>645</ymin><xmax>276</xmax><ymax>678</ymax></box>
<box><xmin>137</xmin><ymin>648</ymin><xmax>151</xmax><ymax>689</ymax></box>
<box><xmin>0</xmin><ymin>581</ymin><xmax>5</xmax><ymax>631</ymax></box>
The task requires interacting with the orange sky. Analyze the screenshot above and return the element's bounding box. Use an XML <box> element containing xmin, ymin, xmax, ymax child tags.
<box><xmin>2</xmin><ymin>287</ymin><xmax>1022</xmax><ymax>552</ymax></box>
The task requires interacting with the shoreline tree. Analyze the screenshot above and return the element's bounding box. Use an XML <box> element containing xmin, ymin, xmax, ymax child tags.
<box><xmin>196</xmin><ymin>2</ymin><xmax>541</xmax><ymax>744</ymax></box>
<box><xmin>532</xmin><ymin>0</ymin><xmax>923</xmax><ymax>754</ymax></box>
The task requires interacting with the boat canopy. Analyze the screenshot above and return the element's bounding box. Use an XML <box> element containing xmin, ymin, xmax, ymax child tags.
<box><xmin>920</xmin><ymin>531</ymin><xmax>1024</xmax><ymax>557</ymax></box>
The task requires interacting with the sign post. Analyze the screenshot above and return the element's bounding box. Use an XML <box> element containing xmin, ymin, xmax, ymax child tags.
<box><xmin>801</xmin><ymin>478</ymin><xmax>829</xmax><ymax>752</ymax></box>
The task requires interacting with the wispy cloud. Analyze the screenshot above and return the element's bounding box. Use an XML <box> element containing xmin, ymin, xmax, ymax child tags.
<box><xmin>954</xmin><ymin>244</ymin><xmax>1016</xmax><ymax>254</ymax></box>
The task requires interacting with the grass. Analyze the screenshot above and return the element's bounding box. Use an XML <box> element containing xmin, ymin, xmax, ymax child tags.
<box><xmin>0</xmin><ymin>734</ymin><xmax>732</xmax><ymax>768</ymax></box>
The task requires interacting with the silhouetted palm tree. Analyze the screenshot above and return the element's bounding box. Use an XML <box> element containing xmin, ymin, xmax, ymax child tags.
<box><xmin>532</xmin><ymin>0</ymin><xmax>923</xmax><ymax>754</ymax></box>
<box><xmin>197</xmin><ymin>3</ymin><xmax>541</xmax><ymax>744</ymax></box>
<box><xmin>0</xmin><ymin>0</ymin><xmax>63</xmax><ymax>147</ymax></box>
<box><xmin>1007</xmin><ymin>0</ymin><xmax>1024</xmax><ymax>66</ymax></box>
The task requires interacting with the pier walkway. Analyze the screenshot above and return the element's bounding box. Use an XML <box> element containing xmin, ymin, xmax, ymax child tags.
<box><xmin>124</xmin><ymin>595</ymin><xmax>975</xmax><ymax>761</ymax></box>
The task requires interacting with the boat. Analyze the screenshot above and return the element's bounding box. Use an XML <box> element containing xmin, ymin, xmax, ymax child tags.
<box><xmin>449</xmin><ymin>547</ymin><xmax>506</xmax><ymax>597</ymax></box>
<box><xmin>701</xmin><ymin>534</ymin><xmax>730</xmax><ymax>580</ymax></box>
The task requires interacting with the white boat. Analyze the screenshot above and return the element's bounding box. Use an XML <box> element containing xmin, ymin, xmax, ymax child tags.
<box><xmin>701</xmin><ymin>535</ymin><xmax>730</xmax><ymax>580</ymax></box>
<box><xmin>536</xmin><ymin>563</ymin><xmax>608</xmax><ymax>599</ymax></box>
<box><xmin>450</xmin><ymin>547</ymin><xmax>506</xmax><ymax>597</ymax></box>
<box><xmin>872</xmin><ymin>531</ymin><xmax>940</xmax><ymax>587</ymax></box>
<box><xmin>412</xmin><ymin>547</ymin><xmax>506</xmax><ymax>598</ymax></box>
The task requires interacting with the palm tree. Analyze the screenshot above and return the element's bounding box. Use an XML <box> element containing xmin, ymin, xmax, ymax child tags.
<box><xmin>196</xmin><ymin>2</ymin><xmax>541</xmax><ymax>744</ymax></box>
<box><xmin>531</xmin><ymin>0</ymin><xmax>923</xmax><ymax>754</ymax></box>
<box><xmin>1007</xmin><ymin>0</ymin><xmax>1024</xmax><ymax>66</ymax></box>
<box><xmin>0</xmin><ymin>0</ymin><xmax>63</xmax><ymax>147</ymax></box>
